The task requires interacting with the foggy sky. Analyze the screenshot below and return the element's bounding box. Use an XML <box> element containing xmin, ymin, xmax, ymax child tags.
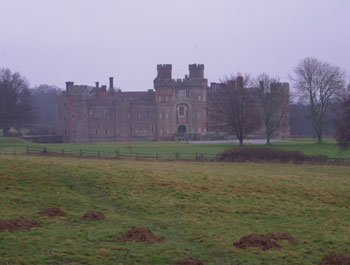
<box><xmin>1</xmin><ymin>0</ymin><xmax>349</xmax><ymax>91</ymax></box>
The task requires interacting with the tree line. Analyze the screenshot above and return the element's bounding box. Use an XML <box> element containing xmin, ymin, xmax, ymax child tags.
<box><xmin>208</xmin><ymin>57</ymin><xmax>349</xmax><ymax>148</ymax></box>
<box><xmin>0</xmin><ymin>68</ymin><xmax>60</xmax><ymax>136</ymax></box>
<box><xmin>1</xmin><ymin>57</ymin><xmax>350</xmax><ymax>150</ymax></box>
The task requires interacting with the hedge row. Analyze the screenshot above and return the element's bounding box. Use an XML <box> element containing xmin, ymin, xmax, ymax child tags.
<box><xmin>221</xmin><ymin>146</ymin><xmax>328</xmax><ymax>164</ymax></box>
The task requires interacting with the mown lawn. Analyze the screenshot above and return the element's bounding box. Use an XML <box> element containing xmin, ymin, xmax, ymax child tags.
<box><xmin>1</xmin><ymin>137</ymin><xmax>350</xmax><ymax>159</ymax></box>
<box><xmin>0</xmin><ymin>154</ymin><xmax>349</xmax><ymax>264</ymax></box>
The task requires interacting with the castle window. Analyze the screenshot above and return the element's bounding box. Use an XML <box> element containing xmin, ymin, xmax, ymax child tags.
<box><xmin>179</xmin><ymin>106</ymin><xmax>184</xmax><ymax>116</ymax></box>
<box><xmin>175</xmin><ymin>90</ymin><xmax>179</xmax><ymax>98</ymax></box>
<box><xmin>165</xmin><ymin>112</ymin><xmax>169</xmax><ymax>119</ymax></box>
<box><xmin>159</xmin><ymin>113</ymin><xmax>162</xmax><ymax>119</ymax></box>
<box><xmin>64</xmin><ymin>102</ymin><xmax>67</xmax><ymax>107</ymax></box>
<box><xmin>104</xmin><ymin>110</ymin><xmax>108</xmax><ymax>120</ymax></box>
<box><xmin>85</xmin><ymin>113</ymin><xmax>87</xmax><ymax>119</ymax></box>
<box><xmin>151</xmin><ymin>124</ymin><xmax>154</xmax><ymax>133</ymax></box>
<box><xmin>198</xmin><ymin>112</ymin><xmax>201</xmax><ymax>118</ymax></box>
<box><xmin>165</xmin><ymin>96</ymin><xmax>168</xmax><ymax>101</ymax></box>
<box><xmin>160</xmin><ymin>128</ymin><xmax>163</xmax><ymax>135</ymax></box>
<box><xmin>198</xmin><ymin>128</ymin><xmax>201</xmax><ymax>133</ymax></box>
<box><xmin>105</xmin><ymin>129</ymin><xmax>108</xmax><ymax>135</ymax></box>
<box><xmin>96</xmin><ymin>129</ymin><xmax>98</xmax><ymax>134</ymax></box>
<box><xmin>64</xmin><ymin>116</ymin><xmax>67</xmax><ymax>121</ymax></box>
<box><xmin>186</xmin><ymin>88</ymin><xmax>189</xmax><ymax>98</ymax></box>
<box><xmin>97</xmin><ymin>124</ymin><xmax>101</xmax><ymax>129</ymax></box>
<box><xmin>65</xmin><ymin>130</ymin><xmax>67</xmax><ymax>136</ymax></box>
<box><xmin>147</xmin><ymin>108</ymin><xmax>150</xmax><ymax>119</ymax></box>
<box><xmin>72</xmin><ymin>130</ymin><xmax>75</xmax><ymax>135</ymax></box>
<box><xmin>198</xmin><ymin>95</ymin><xmax>201</xmax><ymax>101</ymax></box>
<box><xmin>129</xmin><ymin>125</ymin><xmax>132</xmax><ymax>133</ymax></box>
<box><xmin>136</xmin><ymin>109</ymin><xmax>139</xmax><ymax>118</ymax></box>
<box><xmin>72</xmin><ymin>114</ymin><xmax>75</xmax><ymax>119</ymax></box>
<box><xmin>158</xmin><ymin>96</ymin><xmax>161</xmax><ymax>102</ymax></box>
<box><xmin>206</xmin><ymin>122</ymin><xmax>209</xmax><ymax>131</ymax></box>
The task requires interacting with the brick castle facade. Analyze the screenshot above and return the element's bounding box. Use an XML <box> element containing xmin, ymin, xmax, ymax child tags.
<box><xmin>57</xmin><ymin>64</ymin><xmax>290</xmax><ymax>143</ymax></box>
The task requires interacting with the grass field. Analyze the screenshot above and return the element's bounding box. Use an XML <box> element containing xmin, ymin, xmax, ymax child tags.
<box><xmin>0</xmin><ymin>137</ymin><xmax>350</xmax><ymax>159</ymax></box>
<box><xmin>0</xmin><ymin>154</ymin><xmax>349</xmax><ymax>264</ymax></box>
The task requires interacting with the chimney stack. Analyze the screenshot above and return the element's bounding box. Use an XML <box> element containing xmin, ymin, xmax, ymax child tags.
<box><xmin>236</xmin><ymin>76</ymin><xmax>244</xmax><ymax>87</ymax></box>
<box><xmin>95</xmin><ymin>82</ymin><xmax>99</xmax><ymax>89</ymax></box>
<box><xmin>65</xmin><ymin>81</ymin><xmax>74</xmax><ymax>91</ymax></box>
<box><xmin>109</xmin><ymin>77</ymin><xmax>114</xmax><ymax>90</ymax></box>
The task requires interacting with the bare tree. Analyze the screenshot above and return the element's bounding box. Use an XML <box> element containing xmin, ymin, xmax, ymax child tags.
<box><xmin>0</xmin><ymin>68</ymin><xmax>36</xmax><ymax>136</ymax></box>
<box><xmin>31</xmin><ymin>84</ymin><xmax>61</xmax><ymax>132</ymax></box>
<box><xmin>336</xmin><ymin>96</ymin><xmax>350</xmax><ymax>152</ymax></box>
<box><xmin>255</xmin><ymin>73</ymin><xmax>289</xmax><ymax>144</ymax></box>
<box><xmin>208</xmin><ymin>74</ymin><xmax>260</xmax><ymax>146</ymax></box>
<box><xmin>291</xmin><ymin>57</ymin><xmax>346</xmax><ymax>143</ymax></box>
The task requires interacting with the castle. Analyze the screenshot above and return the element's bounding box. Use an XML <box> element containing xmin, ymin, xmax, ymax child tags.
<box><xmin>57</xmin><ymin>64</ymin><xmax>290</xmax><ymax>143</ymax></box>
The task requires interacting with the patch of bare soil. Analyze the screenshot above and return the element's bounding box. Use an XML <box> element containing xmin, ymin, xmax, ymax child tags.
<box><xmin>233</xmin><ymin>232</ymin><xmax>295</xmax><ymax>251</ymax></box>
<box><xmin>80</xmin><ymin>211</ymin><xmax>106</xmax><ymax>221</ymax></box>
<box><xmin>172</xmin><ymin>257</ymin><xmax>205</xmax><ymax>265</ymax></box>
<box><xmin>38</xmin><ymin>207</ymin><xmax>67</xmax><ymax>218</ymax></box>
<box><xmin>0</xmin><ymin>218</ymin><xmax>42</xmax><ymax>232</ymax></box>
<box><xmin>118</xmin><ymin>226</ymin><xmax>164</xmax><ymax>243</ymax></box>
<box><xmin>319</xmin><ymin>253</ymin><xmax>350</xmax><ymax>265</ymax></box>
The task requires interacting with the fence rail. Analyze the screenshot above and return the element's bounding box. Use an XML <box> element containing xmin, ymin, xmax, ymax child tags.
<box><xmin>1</xmin><ymin>144</ymin><xmax>350</xmax><ymax>165</ymax></box>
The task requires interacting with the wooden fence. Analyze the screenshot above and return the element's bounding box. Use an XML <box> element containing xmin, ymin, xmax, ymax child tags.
<box><xmin>1</xmin><ymin>145</ymin><xmax>350</xmax><ymax>165</ymax></box>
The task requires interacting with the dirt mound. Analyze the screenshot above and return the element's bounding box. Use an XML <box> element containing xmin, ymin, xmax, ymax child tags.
<box><xmin>80</xmin><ymin>211</ymin><xmax>106</xmax><ymax>221</ymax></box>
<box><xmin>266</xmin><ymin>232</ymin><xmax>296</xmax><ymax>242</ymax></box>
<box><xmin>38</xmin><ymin>207</ymin><xmax>67</xmax><ymax>218</ymax></box>
<box><xmin>172</xmin><ymin>257</ymin><xmax>205</xmax><ymax>265</ymax></box>
<box><xmin>319</xmin><ymin>253</ymin><xmax>350</xmax><ymax>265</ymax></box>
<box><xmin>233</xmin><ymin>233</ymin><xmax>283</xmax><ymax>250</ymax></box>
<box><xmin>0</xmin><ymin>218</ymin><xmax>42</xmax><ymax>232</ymax></box>
<box><xmin>119</xmin><ymin>226</ymin><xmax>164</xmax><ymax>243</ymax></box>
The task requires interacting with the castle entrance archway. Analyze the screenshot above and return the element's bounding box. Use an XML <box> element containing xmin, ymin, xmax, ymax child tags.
<box><xmin>178</xmin><ymin>125</ymin><xmax>187</xmax><ymax>134</ymax></box>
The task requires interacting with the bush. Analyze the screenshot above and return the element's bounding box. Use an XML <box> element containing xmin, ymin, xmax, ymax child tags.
<box><xmin>220</xmin><ymin>146</ymin><xmax>326</xmax><ymax>164</ymax></box>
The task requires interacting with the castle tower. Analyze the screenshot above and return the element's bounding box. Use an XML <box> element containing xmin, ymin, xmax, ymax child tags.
<box><xmin>189</xmin><ymin>64</ymin><xmax>204</xmax><ymax>79</ymax></box>
<box><xmin>156</xmin><ymin>64</ymin><xmax>172</xmax><ymax>79</ymax></box>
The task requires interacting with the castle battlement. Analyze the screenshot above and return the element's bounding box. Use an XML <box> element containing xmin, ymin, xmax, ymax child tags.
<box><xmin>154</xmin><ymin>64</ymin><xmax>208</xmax><ymax>89</ymax></box>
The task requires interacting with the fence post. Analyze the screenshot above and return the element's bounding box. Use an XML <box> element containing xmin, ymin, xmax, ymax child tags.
<box><xmin>43</xmin><ymin>147</ymin><xmax>47</xmax><ymax>155</ymax></box>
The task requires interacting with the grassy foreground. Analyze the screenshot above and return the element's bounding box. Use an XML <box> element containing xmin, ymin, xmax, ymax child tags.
<box><xmin>0</xmin><ymin>155</ymin><xmax>349</xmax><ymax>264</ymax></box>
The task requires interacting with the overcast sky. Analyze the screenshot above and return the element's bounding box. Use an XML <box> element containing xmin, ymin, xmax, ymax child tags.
<box><xmin>1</xmin><ymin>0</ymin><xmax>349</xmax><ymax>91</ymax></box>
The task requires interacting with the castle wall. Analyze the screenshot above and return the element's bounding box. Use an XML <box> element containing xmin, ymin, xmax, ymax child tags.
<box><xmin>57</xmin><ymin>64</ymin><xmax>291</xmax><ymax>143</ymax></box>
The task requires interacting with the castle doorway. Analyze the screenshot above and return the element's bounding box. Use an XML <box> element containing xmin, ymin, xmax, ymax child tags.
<box><xmin>178</xmin><ymin>125</ymin><xmax>187</xmax><ymax>134</ymax></box>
